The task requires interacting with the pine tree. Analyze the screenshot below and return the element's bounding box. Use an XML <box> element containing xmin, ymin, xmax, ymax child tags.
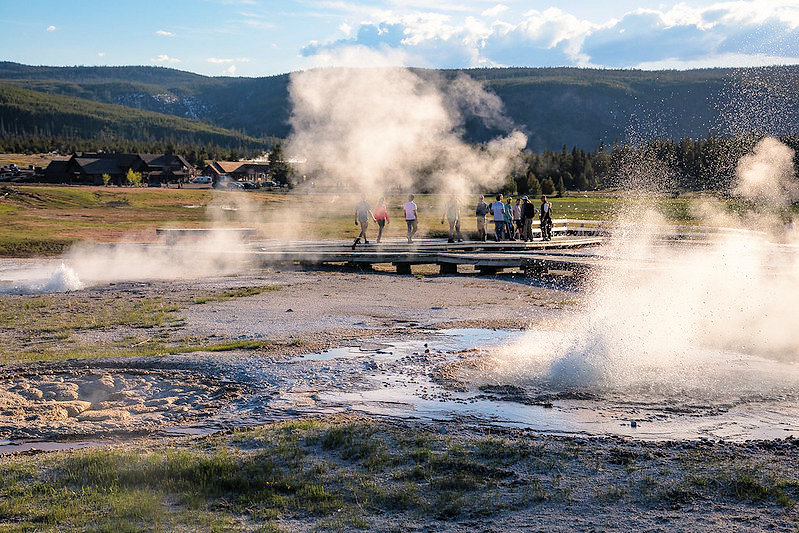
<box><xmin>527</xmin><ymin>172</ymin><xmax>541</xmax><ymax>197</ymax></box>
<box><xmin>268</xmin><ymin>143</ymin><xmax>292</xmax><ymax>186</ymax></box>
<box><xmin>556</xmin><ymin>175</ymin><xmax>566</xmax><ymax>197</ymax></box>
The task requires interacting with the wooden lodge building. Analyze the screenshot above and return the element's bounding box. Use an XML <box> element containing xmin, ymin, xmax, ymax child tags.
<box><xmin>43</xmin><ymin>152</ymin><xmax>192</xmax><ymax>185</ymax></box>
<box><xmin>201</xmin><ymin>161</ymin><xmax>271</xmax><ymax>183</ymax></box>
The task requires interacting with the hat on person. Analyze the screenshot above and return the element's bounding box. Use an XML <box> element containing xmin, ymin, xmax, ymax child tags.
<box><xmin>522</xmin><ymin>196</ymin><xmax>528</xmax><ymax>200</ymax></box>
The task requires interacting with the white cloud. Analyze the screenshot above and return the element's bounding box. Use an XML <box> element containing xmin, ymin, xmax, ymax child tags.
<box><xmin>481</xmin><ymin>4</ymin><xmax>508</xmax><ymax>18</ymax></box>
<box><xmin>98</xmin><ymin>52</ymin><xmax>105</xmax><ymax>57</ymax></box>
<box><xmin>151</xmin><ymin>54</ymin><xmax>181</xmax><ymax>63</ymax></box>
<box><xmin>207</xmin><ymin>57</ymin><xmax>251</xmax><ymax>63</ymax></box>
<box><xmin>156</xmin><ymin>30</ymin><xmax>175</xmax><ymax>36</ymax></box>
<box><xmin>224</xmin><ymin>65</ymin><xmax>237</xmax><ymax>75</ymax></box>
<box><xmin>45</xmin><ymin>25</ymin><xmax>56</xmax><ymax>32</ymax></box>
<box><xmin>299</xmin><ymin>0</ymin><xmax>799</xmax><ymax>70</ymax></box>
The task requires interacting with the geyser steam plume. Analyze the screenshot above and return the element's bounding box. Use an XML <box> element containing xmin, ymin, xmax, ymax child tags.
<box><xmin>734</xmin><ymin>136</ymin><xmax>799</xmax><ymax>205</ymax></box>
<box><xmin>466</xmin><ymin>137</ymin><xmax>799</xmax><ymax>410</ymax></box>
<box><xmin>287</xmin><ymin>67</ymin><xmax>527</xmax><ymax>195</ymax></box>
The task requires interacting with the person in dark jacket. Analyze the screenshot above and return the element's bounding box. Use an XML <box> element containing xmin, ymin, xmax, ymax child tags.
<box><xmin>521</xmin><ymin>196</ymin><xmax>537</xmax><ymax>241</ymax></box>
<box><xmin>539</xmin><ymin>195</ymin><xmax>553</xmax><ymax>241</ymax></box>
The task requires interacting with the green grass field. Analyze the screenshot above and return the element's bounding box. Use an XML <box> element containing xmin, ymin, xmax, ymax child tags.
<box><xmin>0</xmin><ymin>185</ymin><xmax>792</xmax><ymax>256</ymax></box>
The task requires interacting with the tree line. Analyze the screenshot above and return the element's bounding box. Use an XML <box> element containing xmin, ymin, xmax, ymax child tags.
<box><xmin>4</xmin><ymin>131</ymin><xmax>799</xmax><ymax>194</ymax></box>
<box><xmin>503</xmin><ymin>134</ymin><xmax>799</xmax><ymax>196</ymax></box>
<box><xmin>0</xmin><ymin>135</ymin><xmax>267</xmax><ymax>167</ymax></box>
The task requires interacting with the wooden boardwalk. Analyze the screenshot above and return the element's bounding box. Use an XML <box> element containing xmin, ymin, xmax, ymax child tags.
<box><xmin>249</xmin><ymin>236</ymin><xmax>604</xmax><ymax>275</ymax></box>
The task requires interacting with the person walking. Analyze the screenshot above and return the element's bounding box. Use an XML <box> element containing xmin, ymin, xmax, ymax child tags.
<box><xmin>521</xmin><ymin>196</ymin><xmax>536</xmax><ymax>241</ymax></box>
<box><xmin>540</xmin><ymin>195</ymin><xmax>553</xmax><ymax>241</ymax></box>
<box><xmin>404</xmin><ymin>194</ymin><xmax>418</xmax><ymax>243</ymax></box>
<box><xmin>373</xmin><ymin>196</ymin><xmax>389</xmax><ymax>243</ymax></box>
<box><xmin>354</xmin><ymin>194</ymin><xmax>375</xmax><ymax>247</ymax></box>
<box><xmin>441</xmin><ymin>195</ymin><xmax>463</xmax><ymax>243</ymax></box>
<box><xmin>490</xmin><ymin>194</ymin><xmax>505</xmax><ymax>241</ymax></box>
<box><xmin>475</xmin><ymin>194</ymin><xmax>489</xmax><ymax>242</ymax></box>
<box><xmin>504</xmin><ymin>197</ymin><xmax>515</xmax><ymax>241</ymax></box>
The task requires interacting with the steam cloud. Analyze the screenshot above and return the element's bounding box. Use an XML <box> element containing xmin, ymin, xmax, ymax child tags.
<box><xmin>733</xmin><ymin>136</ymin><xmax>799</xmax><ymax>204</ymax></box>
<box><xmin>287</xmin><ymin>67</ymin><xmax>527</xmax><ymax>195</ymax></box>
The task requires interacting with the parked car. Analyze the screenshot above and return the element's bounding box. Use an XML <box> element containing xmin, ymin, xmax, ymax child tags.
<box><xmin>191</xmin><ymin>176</ymin><xmax>212</xmax><ymax>184</ymax></box>
<box><xmin>213</xmin><ymin>179</ymin><xmax>244</xmax><ymax>190</ymax></box>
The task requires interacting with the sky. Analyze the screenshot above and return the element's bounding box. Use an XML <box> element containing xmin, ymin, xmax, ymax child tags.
<box><xmin>2</xmin><ymin>0</ymin><xmax>799</xmax><ymax>78</ymax></box>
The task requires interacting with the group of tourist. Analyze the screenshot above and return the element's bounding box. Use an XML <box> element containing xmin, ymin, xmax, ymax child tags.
<box><xmin>354</xmin><ymin>193</ymin><xmax>554</xmax><ymax>246</ymax></box>
<box><xmin>480</xmin><ymin>194</ymin><xmax>553</xmax><ymax>242</ymax></box>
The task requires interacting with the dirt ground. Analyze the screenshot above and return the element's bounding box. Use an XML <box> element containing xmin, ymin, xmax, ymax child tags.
<box><xmin>0</xmin><ymin>265</ymin><xmax>797</xmax><ymax>531</ymax></box>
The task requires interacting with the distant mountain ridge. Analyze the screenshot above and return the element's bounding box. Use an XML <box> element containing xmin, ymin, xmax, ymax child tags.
<box><xmin>2</xmin><ymin>61</ymin><xmax>798</xmax><ymax>151</ymax></box>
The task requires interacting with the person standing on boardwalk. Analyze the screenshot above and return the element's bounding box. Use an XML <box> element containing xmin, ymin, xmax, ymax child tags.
<box><xmin>475</xmin><ymin>194</ymin><xmax>489</xmax><ymax>241</ymax></box>
<box><xmin>441</xmin><ymin>195</ymin><xmax>463</xmax><ymax>243</ymax></box>
<box><xmin>540</xmin><ymin>195</ymin><xmax>553</xmax><ymax>241</ymax></box>
<box><xmin>373</xmin><ymin>197</ymin><xmax>389</xmax><ymax>243</ymax></box>
<box><xmin>490</xmin><ymin>194</ymin><xmax>505</xmax><ymax>241</ymax></box>
<box><xmin>521</xmin><ymin>196</ymin><xmax>536</xmax><ymax>241</ymax></box>
<box><xmin>504</xmin><ymin>197</ymin><xmax>515</xmax><ymax>241</ymax></box>
<box><xmin>404</xmin><ymin>194</ymin><xmax>418</xmax><ymax>243</ymax></box>
<box><xmin>354</xmin><ymin>194</ymin><xmax>375</xmax><ymax>246</ymax></box>
<box><xmin>513</xmin><ymin>198</ymin><xmax>523</xmax><ymax>240</ymax></box>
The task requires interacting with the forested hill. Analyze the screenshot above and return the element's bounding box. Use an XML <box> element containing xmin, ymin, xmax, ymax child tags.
<box><xmin>0</xmin><ymin>83</ymin><xmax>275</xmax><ymax>152</ymax></box>
<box><xmin>2</xmin><ymin>62</ymin><xmax>798</xmax><ymax>151</ymax></box>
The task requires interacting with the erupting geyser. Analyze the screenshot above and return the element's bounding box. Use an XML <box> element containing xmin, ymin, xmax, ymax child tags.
<box><xmin>462</xmin><ymin>138</ymin><xmax>799</xmax><ymax>432</ymax></box>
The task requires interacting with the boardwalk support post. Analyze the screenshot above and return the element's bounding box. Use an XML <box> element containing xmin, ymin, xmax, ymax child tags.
<box><xmin>394</xmin><ymin>262</ymin><xmax>412</xmax><ymax>274</ymax></box>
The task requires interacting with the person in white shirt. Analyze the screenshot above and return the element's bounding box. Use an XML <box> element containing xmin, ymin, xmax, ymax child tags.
<box><xmin>490</xmin><ymin>194</ymin><xmax>506</xmax><ymax>241</ymax></box>
<box><xmin>403</xmin><ymin>194</ymin><xmax>418</xmax><ymax>243</ymax></box>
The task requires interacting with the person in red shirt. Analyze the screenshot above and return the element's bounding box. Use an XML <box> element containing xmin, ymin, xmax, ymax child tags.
<box><xmin>373</xmin><ymin>196</ymin><xmax>390</xmax><ymax>243</ymax></box>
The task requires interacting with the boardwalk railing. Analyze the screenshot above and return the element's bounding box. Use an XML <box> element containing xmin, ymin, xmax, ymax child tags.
<box><xmin>552</xmin><ymin>219</ymin><xmax>759</xmax><ymax>239</ymax></box>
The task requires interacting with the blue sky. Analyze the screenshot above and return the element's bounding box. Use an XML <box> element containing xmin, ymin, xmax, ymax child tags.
<box><xmin>2</xmin><ymin>0</ymin><xmax>799</xmax><ymax>77</ymax></box>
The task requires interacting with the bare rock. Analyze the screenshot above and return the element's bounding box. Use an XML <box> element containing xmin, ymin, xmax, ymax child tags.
<box><xmin>144</xmin><ymin>396</ymin><xmax>179</xmax><ymax>408</ymax></box>
<box><xmin>58</xmin><ymin>400</ymin><xmax>93</xmax><ymax>417</ymax></box>
<box><xmin>77</xmin><ymin>409</ymin><xmax>131</xmax><ymax>422</ymax></box>
<box><xmin>39</xmin><ymin>382</ymin><xmax>80</xmax><ymax>401</ymax></box>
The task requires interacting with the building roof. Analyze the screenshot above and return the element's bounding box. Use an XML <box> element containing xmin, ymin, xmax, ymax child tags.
<box><xmin>139</xmin><ymin>154</ymin><xmax>191</xmax><ymax>169</ymax></box>
<box><xmin>214</xmin><ymin>161</ymin><xmax>244</xmax><ymax>173</ymax></box>
<box><xmin>45</xmin><ymin>160</ymin><xmax>69</xmax><ymax>173</ymax></box>
<box><xmin>72</xmin><ymin>158</ymin><xmax>126</xmax><ymax>175</ymax></box>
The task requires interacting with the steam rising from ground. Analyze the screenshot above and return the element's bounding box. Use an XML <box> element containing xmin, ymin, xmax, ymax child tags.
<box><xmin>0</xmin><ymin>233</ymin><xmax>252</xmax><ymax>295</ymax></box>
<box><xmin>287</xmin><ymin>67</ymin><xmax>526</xmax><ymax>195</ymax></box>
<box><xmin>0</xmin><ymin>192</ymin><xmax>259</xmax><ymax>294</ymax></box>
<box><xmin>466</xmin><ymin>137</ymin><xmax>799</xmax><ymax>408</ymax></box>
<box><xmin>734</xmin><ymin>136</ymin><xmax>799</xmax><ymax>204</ymax></box>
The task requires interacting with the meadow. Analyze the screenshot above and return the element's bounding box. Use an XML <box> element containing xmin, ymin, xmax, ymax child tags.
<box><xmin>0</xmin><ymin>184</ymin><xmax>757</xmax><ymax>257</ymax></box>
